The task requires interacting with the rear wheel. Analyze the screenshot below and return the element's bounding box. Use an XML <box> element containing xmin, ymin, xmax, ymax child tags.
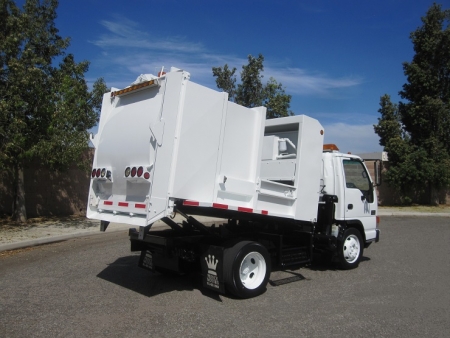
<box><xmin>338</xmin><ymin>228</ymin><xmax>363</xmax><ymax>269</ymax></box>
<box><xmin>224</xmin><ymin>241</ymin><xmax>271</xmax><ymax>298</ymax></box>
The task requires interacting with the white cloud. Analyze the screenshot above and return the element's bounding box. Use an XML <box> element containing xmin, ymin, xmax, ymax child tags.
<box><xmin>323</xmin><ymin>123</ymin><xmax>382</xmax><ymax>154</ymax></box>
<box><xmin>91</xmin><ymin>16</ymin><xmax>363</xmax><ymax>97</ymax></box>
<box><xmin>265</xmin><ymin>67</ymin><xmax>363</xmax><ymax>96</ymax></box>
<box><xmin>93</xmin><ymin>18</ymin><xmax>204</xmax><ymax>53</ymax></box>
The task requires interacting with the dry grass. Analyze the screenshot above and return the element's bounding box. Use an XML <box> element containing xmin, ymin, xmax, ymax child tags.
<box><xmin>0</xmin><ymin>214</ymin><xmax>90</xmax><ymax>230</ymax></box>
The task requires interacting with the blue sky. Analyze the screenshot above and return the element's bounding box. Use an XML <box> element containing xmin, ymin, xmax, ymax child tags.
<box><xmin>47</xmin><ymin>0</ymin><xmax>448</xmax><ymax>154</ymax></box>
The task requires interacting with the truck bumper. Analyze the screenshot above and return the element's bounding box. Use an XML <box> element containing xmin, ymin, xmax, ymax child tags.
<box><xmin>364</xmin><ymin>229</ymin><xmax>380</xmax><ymax>248</ymax></box>
<box><xmin>375</xmin><ymin>229</ymin><xmax>380</xmax><ymax>243</ymax></box>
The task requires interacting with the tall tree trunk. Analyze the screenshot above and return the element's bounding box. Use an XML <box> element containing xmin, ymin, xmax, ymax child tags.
<box><xmin>13</xmin><ymin>165</ymin><xmax>27</xmax><ymax>223</ymax></box>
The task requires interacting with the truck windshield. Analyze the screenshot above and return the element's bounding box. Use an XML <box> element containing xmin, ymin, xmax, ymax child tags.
<box><xmin>343</xmin><ymin>159</ymin><xmax>373</xmax><ymax>202</ymax></box>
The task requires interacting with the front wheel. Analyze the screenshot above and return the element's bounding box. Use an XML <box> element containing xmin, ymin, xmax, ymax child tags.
<box><xmin>338</xmin><ymin>228</ymin><xmax>363</xmax><ymax>270</ymax></box>
<box><xmin>224</xmin><ymin>241</ymin><xmax>271</xmax><ymax>298</ymax></box>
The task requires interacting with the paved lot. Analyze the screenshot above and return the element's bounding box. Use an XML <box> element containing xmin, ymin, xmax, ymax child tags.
<box><xmin>0</xmin><ymin>216</ymin><xmax>449</xmax><ymax>337</ymax></box>
<box><xmin>1</xmin><ymin>206</ymin><xmax>448</xmax><ymax>252</ymax></box>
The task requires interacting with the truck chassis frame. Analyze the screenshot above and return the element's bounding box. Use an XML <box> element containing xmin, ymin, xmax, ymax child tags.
<box><xmin>126</xmin><ymin>198</ymin><xmax>356</xmax><ymax>298</ymax></box>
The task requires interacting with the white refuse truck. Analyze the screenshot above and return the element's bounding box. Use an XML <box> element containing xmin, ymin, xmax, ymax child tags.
<box><xmin>87</xmin><ymin>67</ymin><xmax>380</xmax><ymax>298</ymax></box>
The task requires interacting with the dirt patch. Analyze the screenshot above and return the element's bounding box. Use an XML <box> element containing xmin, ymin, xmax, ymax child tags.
<box><xmin>0</xmin><ymin>246</ymin><xmax>37</xmax><ymax>258</ymax></box>
<box><xmin>0</xmin><ymin>215</ymin><xmax>100</xmax><ymax>246</ymax></box>
<box><xmin>0</xmin><ymin>215</ymin><xmax>91</xmax><ymax>229</ymax></box>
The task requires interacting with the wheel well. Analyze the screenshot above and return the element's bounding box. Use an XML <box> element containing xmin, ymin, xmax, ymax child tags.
<box><xmin>342</xmin><ymin>220</ymin><xmax>366</xmax><ymax>243</ymax></box>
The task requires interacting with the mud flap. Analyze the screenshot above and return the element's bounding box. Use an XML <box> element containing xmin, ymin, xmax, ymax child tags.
<box><xmin>201</xmin><ymin>246</ymin><xmax>225</xmax><ymax>294</ymax></box>
<box><xmin>138</xmin><ymin>250</ymin><xmax>155</xmax><ymax>272</ymax></box>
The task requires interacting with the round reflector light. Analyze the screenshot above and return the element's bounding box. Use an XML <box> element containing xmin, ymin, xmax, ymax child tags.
<box><xmin>101</xmin><ymin>168</ymin><xmax>106</xmax><ymax>178</ymax></box>
<box><xmin>144</xmin><ymin>172</ymin><xmax>150</xmax><ymax>179</ymax></box>
<box><xmin>91</xmin><ymin>169</ymin><xmax>96</xmax><ymax>178</ymax></box>
<box><xmin>125</xmin><ymin>167</ymin><xmax>131</xmax><ymax>177</ymax></box>
<box><xmin>96</xmin><ymin>169</ymin><xmax>101</xmax><ymax>177</ymax></box>
<box><xmin>137</xmin><ymin>166</ymin><xmax>144</xmax><ymax>177</ymax></box>
<box><xmin>131</xmin><ymin>167</ymin><xmax>137</xmax><ymax>177</ymax></box>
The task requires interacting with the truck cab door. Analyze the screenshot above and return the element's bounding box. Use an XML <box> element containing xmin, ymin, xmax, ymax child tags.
<box><xmin>342</xmin><ymin>158</ymin><xmax>377</xmax><ymax>240</ymax></box>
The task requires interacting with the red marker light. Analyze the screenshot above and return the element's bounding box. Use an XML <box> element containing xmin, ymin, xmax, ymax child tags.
<box><xmin>131</xmin><ymin>167</ymin><xmax>137</xmax><ymax>177</ymax></box>
<box><xmin>144</xmin><ymin>172</ymin><xmax>150</xmax><ymax>179</ymax></box>
<box><xmin>137</xmin><ymin>166</ymin><xmax>143</xmax><ymax>177</ymax></box>
<box><xmin>91</xmin><ymin>169</ymin><xmax>96</xmax><ymax>178</ymax></box>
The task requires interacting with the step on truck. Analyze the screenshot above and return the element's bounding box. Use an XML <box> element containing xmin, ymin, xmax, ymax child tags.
<box><xmin>87</xmin><ymin>67</ymin><xmax>381</xmax><ymax>298</ymax></box>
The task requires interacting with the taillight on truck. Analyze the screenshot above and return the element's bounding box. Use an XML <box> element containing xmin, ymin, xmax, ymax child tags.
<box><xmin>137</xmin><ymin>166</ymin><xmax>144</xmax><ymax>177</ymax></box>
<box><xmin>91</xmin><ymin>167</ymin><xmax>112</xmax><ymax>181</ymax></box>
<box><xmin>124</xmin><ymin>166</ymin><xmax>151</xmax><ymax>180</ymax></box>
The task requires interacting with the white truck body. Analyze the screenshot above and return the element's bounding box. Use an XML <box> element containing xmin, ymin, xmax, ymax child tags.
<box><xmin>88</xmin><ymin>69</ymin><xmax>330</xmax><ymax>226</ymax></box>
<box><xmin>87</xmin><ymin>67</ymin><xmax>380</xmax><ymax>298</ymax></box>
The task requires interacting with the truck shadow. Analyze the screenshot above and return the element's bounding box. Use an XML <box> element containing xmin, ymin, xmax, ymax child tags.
<box><xmin>97</xmin><ymin>255</ymin><xmax>371</xmax><ymax>299</ymax></box>
<box><xmin>306</xmin><ymin>256</ymin><xmax>371</xmax><ymax>271</ymax></box>
<box><xmin>269</xmin><ymin>270</ymin><xmax>307</xmax><ymax>286</ymax></box>
<box><xmin>97</xmin><ymin>255</ymin><xmax>203</xmax><ymax>298</ymax></box>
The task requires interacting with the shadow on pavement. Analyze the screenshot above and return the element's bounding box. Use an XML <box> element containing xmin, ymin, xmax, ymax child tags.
<box><xmin>306</xmin><ymin>255</ymin><xmax>371</xmax><ymax>271</ymax></box>
<box><xmin>97</xmin><ymin>255</ymin><xmax>201</xmax><ymax>297</ymax></box>
<box><xmin>269</xmin><ymin>270</ymin><xmax>307</xmax><ymax>286</ymax></box>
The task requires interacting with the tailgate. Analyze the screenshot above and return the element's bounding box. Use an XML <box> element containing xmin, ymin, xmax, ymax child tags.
<box><xmin>87</xmin><ymin>72</ymin><xmax>184</xmax><ymax>226</ymax></box>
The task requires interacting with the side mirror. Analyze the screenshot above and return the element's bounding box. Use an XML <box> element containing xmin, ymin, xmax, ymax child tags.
<box><xmin>374</xmin><ymin>160</ymin><xmax>382</xmax><ymax>186</ymax></box>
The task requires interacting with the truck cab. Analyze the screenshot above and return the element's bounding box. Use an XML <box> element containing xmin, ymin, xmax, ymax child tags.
<box><xmin>321</xmin><ymin>147</ymin><xmax>379</xmax><ymax>246</ymax></box>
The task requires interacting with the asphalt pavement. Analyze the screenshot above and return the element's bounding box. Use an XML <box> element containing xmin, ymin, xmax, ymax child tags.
<box><xmin>0</xmin><ymin>207</ymin><xmax>448</xmax><ymax>253</ymax></box>
<box><xmin>1</xmin><ymin>216</ymin><xmax>449</xmax><ymax>337</ymax></box>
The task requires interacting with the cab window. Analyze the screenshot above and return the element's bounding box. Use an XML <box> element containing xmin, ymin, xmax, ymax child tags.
<box><xmin>343</xmin><ymin>159</ymin><xmax>373</xmax><ymax>202</ymax></box>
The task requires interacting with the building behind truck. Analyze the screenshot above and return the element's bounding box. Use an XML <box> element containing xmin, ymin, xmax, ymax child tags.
<box><xmin>87</xmin><ymin>67</ymin><xmax>380</xmax><ymax>298</ymax></box>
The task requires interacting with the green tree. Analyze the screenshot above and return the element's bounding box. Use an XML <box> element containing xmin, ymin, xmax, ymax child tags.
<box><xmin>0</xmin><ymin>0</ymin><xmax>107</xmax><ymax>222</ymax></box>
<box><xmin>212</xmin><ymin>54</ymin><xmax>293</xmax><ymax>118</ymax></box>
<box><xmin>374</xmin><ymin>3</ymin><xmax>450</xmax><ymax>204</ymax></box>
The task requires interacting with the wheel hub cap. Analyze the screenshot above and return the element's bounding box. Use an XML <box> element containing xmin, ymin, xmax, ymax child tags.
<box><xmin>239</xmin><ymin>252</ymin><xmax>266</xmax><ymax>290</ymax></box>
<box><xmin>343</xmin><ymin>234</ymin><xmax>360</xmax><ymax>263</ymax></box>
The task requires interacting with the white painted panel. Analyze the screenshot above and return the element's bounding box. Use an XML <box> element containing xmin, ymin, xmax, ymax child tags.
<box><xmin>147</xmin><ymin>71</ymin><xmax>186</xmax><ymax>223</ymax></box>
<box><xmin>263</xmin><ymin>115</ymin><xmax>324</xmax><ymax>222</ymax></box>
<box><xmin>215</xmin><ymin>103</ymin><xmax>265</xmax><ymax>207</ymax></box>
<box><xmin>256</xmin><ymin>194</ymin><xmax>295</xmax><ymax>217</ymax></box>
<box><xmin>260</xmin><ymin>160</ymin><xmax>296</xmax><ymax>181</ymax></box>
<box><xmin>294</xmin><ymin>116</ymin><xmax>324</xmax><ymax>221</ymax></box>
<box><xmin>87</xmin><ymin>81</ymin><xmax>166</xmax><ymax>222</ymax></box>
<box><xmin>170</xmin><ymin>81</ymin><xmax>227</xmax><ymax>201</ymax></box>
<box><xmin>262</xmin><ymin>135</ymin><xmax>279</xmax><ymax>160</ymax></box>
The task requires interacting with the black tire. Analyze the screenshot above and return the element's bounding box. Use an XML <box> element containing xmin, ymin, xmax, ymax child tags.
<box><xmin>223</xmin><ymin>241</ymin><xmax>271</xmax><ymax>298</ymax></box>
<box><xmin>338</xmin><ymin>228</ymin><xmax>364</xmax><ymax>270</ymax></box>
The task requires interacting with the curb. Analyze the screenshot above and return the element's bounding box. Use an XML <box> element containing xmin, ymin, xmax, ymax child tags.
<box><xmin>0</xmin><ymin>223</ymin><xmax>133</xmax><ymax>253</ymax></box>
<box><xmin>1</xmin><ymin>213</ymin><xmax>448</xmax><ymax>253</ymax></box>
<box><xmin>378</xmin><ymin>212</ymin><xmax>450</xmax><ymax>217</ymax></box>
<box><xmin>0</xmin><ymin>217</ymin><xmax>226</xmax><ymax>253</ymax></box>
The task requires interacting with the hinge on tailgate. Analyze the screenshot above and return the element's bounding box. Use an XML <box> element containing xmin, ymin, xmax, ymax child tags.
<box><xmin>138</xmin><ymin>224</ymin><xmax>152</xmax><ymax>240</ymax></box>
<box><xmin>100</xmin><ymin>220</ymin><xmax>110</xmax><ymax>232</ymax></box>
